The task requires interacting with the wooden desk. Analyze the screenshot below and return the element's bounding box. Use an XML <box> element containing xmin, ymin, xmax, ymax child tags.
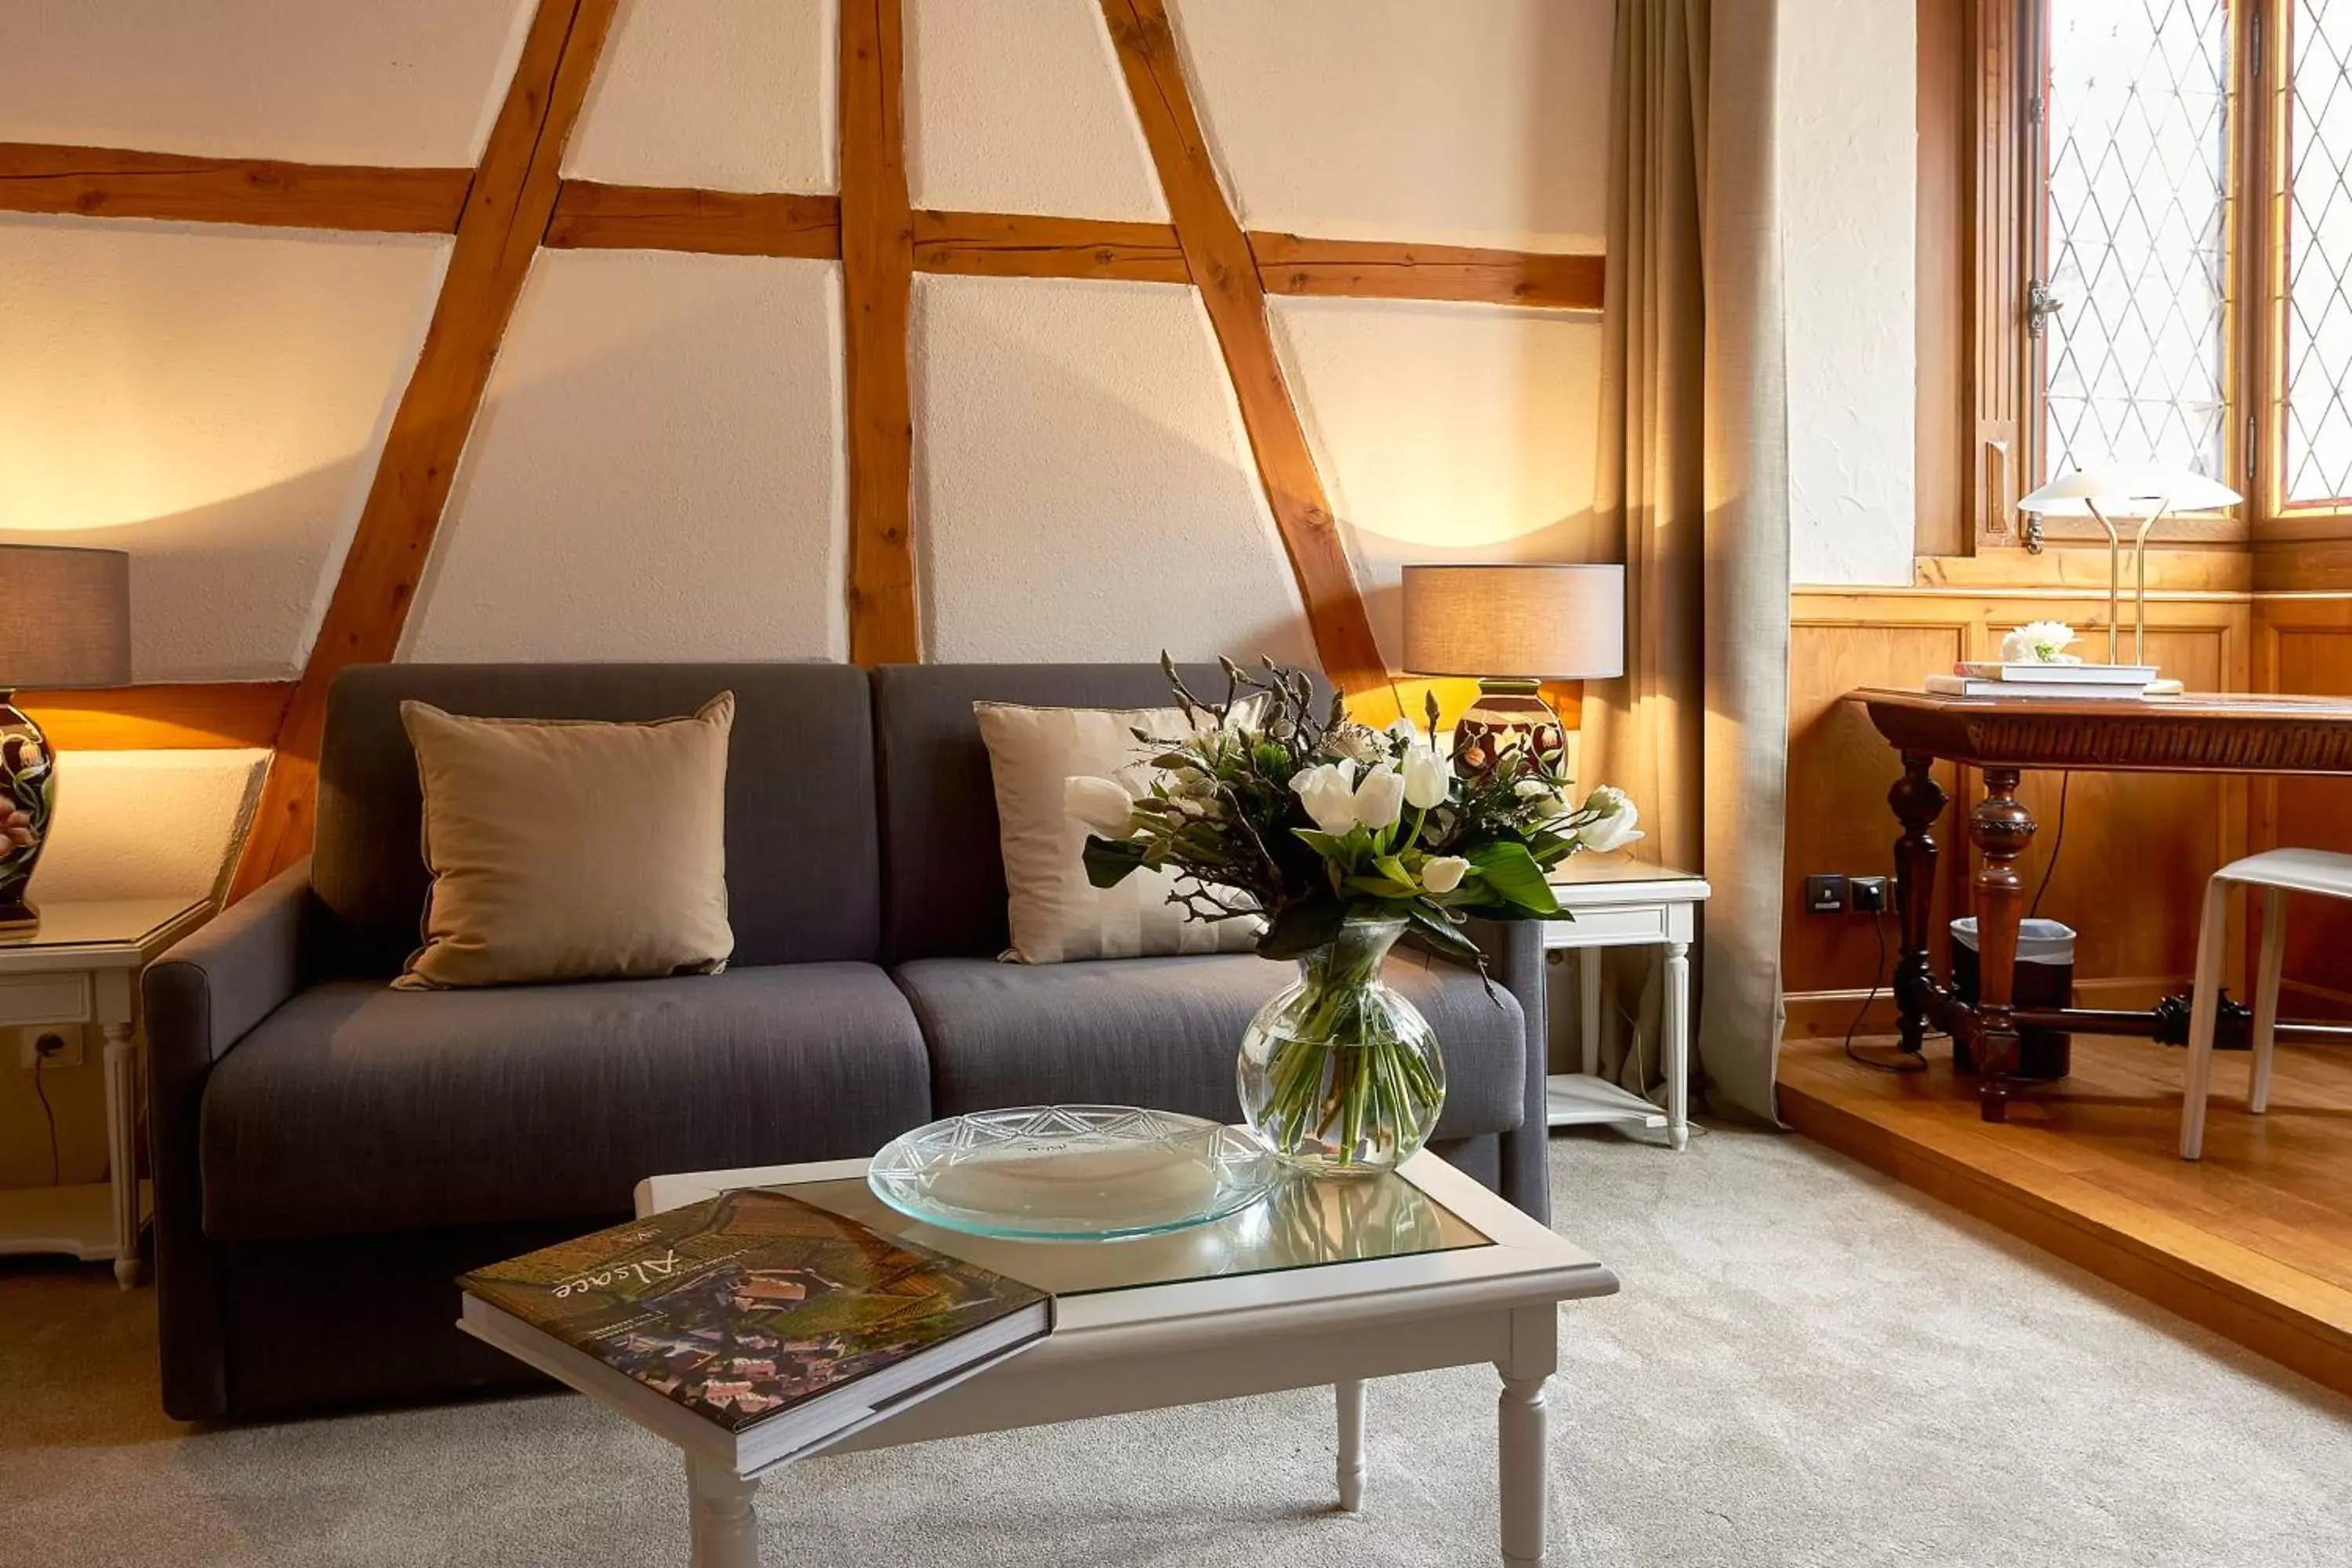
<box><xmin>1849</xmin><ymin>689</ymin><xmax>2352</xmax><ymax>1122</ymax></box>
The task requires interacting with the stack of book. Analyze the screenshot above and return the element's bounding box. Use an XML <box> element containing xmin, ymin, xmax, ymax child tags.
<box><xmin>1924</xmin><ymin>662</ymin><xmax>2184</xmax><ymax>700</ymax></box>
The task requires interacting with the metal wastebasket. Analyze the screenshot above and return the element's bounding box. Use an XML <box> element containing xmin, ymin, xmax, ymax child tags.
<box><xmin>1950</xmin><ymin>916</ymin><xmax>2075</xmax><ymax>1080</ymax></box>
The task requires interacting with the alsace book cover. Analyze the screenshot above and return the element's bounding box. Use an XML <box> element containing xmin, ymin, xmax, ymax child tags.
<box><xmin>459</xmin><ymin>1189</ymin><xmax>1050</xmax><ymax>1434</ymax></box>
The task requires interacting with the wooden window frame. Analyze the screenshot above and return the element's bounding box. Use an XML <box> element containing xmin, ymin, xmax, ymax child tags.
<box><xmin>1922</xmin><ymin>0</ymin><xmax>2271</xmax><ymax>557</ymax></box>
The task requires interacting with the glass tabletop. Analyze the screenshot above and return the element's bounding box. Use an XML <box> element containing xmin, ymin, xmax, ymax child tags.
<box><xmin>764</xmin><ymin>1167</ymin><xmax>1491</xmax><ymax>1298</ymax></box>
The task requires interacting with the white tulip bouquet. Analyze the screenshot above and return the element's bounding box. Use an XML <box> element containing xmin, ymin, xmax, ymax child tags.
<box><xmin>1070</xmin><ymin>656</ymin><xmax>1643</xmax><ymax>975</ymax></box>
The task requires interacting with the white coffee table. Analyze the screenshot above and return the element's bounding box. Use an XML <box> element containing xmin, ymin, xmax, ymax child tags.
<box><xmin>515</xmin><ymin>1150</ymin><xmax>1617</xmax><ymax>1566</ymax></box>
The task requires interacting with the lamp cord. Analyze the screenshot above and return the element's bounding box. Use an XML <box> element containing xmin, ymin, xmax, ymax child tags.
<box><xmin>1842</xmin><ymin>905</ymin><xmax>1922</xmax><ymax>1073</ymax></box>
<box><xmin>2028</xmin><ymin>772</ymin><xmax>2071</xmax><ymax>923</ymax></box>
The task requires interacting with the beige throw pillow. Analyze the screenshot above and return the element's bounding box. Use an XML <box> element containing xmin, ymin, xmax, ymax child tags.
<box><xmin>976</xmin><ymin>700</ymin><xmax>1265</xmax><ymax>964</ymax></box>
<box><xmin>394</xmin><ymin>694</ymin><xmax>735</xmax><ymax>990</ymax></box>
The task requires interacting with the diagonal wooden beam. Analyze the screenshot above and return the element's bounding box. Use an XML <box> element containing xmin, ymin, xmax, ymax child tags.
<box><xmin>20</xmin><ymin>682</ymin><xmax>292</xmax><ymax>751</ymax></box>
<box><xmin>0</xmin><ymin>143</ymin><xmax>471</xmax><ymax>233</ymax></box>
<box><xmin>227</xmin><ymin>0</ymin><xmax>622</xmax><ymax>901</ymax></box>
<box><xmin>913</xmin><ymin>210</ymin><xmax>1189</xmax><ymax>283</ymax></box>
<box><xmin>1098</xmin><ymin>0</ymin><xmax>1387</xmax><ymax>698</ymax></box>
<box><xmin>546</xmin><ymin>180</ymin><xmax>840</xmax><ymax>257</ymax></box>
<box><xmin>840</xmin><ymin>0</ymin><xmax>920</xmax><ymax>666</ymax></box>
<box><xmin>1249</xmin><ymin>232</ymin><xmax>1604</xmax><ymax>312</ymax></box>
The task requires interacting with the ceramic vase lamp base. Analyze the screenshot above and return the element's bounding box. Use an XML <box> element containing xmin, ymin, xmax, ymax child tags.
<box><xmin>1450</xmin><ymin>677</ymin><xmax>1569</xmax><ymax>781</ymax></box>
<box><xmin>0</xmin><ymin>691</ymin><xmax>55</xmax><ymax>935</ymax></box>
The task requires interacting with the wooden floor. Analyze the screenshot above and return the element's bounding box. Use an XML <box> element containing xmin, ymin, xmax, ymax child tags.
<box><xmin>1780</xmin><ymin>1031</ymin><xmax>2352</xmax><ymax>1398</ymax></box>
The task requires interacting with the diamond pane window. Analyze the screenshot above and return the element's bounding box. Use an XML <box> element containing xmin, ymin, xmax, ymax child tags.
<box><xmin>2286</xmin><ymin>2</ymin><xmax>2352</xmax><ymax>502</ymax></box>
<box><xmin>2042</xmin><ymin>0</ymin><xmax>2231</xmax><ymax>483</ymax></box>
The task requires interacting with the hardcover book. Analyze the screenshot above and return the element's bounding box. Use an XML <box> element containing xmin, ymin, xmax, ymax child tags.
<box><xmin>458</xmin><ymin>1189</ymin><xmax>1052</xmax><ymax>1472</ymax></box>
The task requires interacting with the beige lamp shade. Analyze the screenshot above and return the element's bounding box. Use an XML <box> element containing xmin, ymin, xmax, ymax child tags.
<box><xmin>0</xmin><ymin>544</ymin><xmax>132</xmax><ymax>688</ymax></box>
<box><xmin>1400</xmin><ymin>563</ymin><xmax>1625</xmax><ymax>680</ymax></box>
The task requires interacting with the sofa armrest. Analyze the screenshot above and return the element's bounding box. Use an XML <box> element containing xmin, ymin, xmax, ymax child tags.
<box><xmin>1467</xmin><ymin>917</ymin><xmax>1552</xmax><ymax>1225</ymax></box>
<box><xmin>143</xmin><ymin>858</ymin><xmax>314</xmax><ymax>1420</ymax></box>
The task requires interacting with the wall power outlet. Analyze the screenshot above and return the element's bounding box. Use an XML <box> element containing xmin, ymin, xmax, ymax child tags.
<box><xmin>18</xmin><ymin>1028</ymin><xmax>83</xmax><ymax>1070</ymax></box>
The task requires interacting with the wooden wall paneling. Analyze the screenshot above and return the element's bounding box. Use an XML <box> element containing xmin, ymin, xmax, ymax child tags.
<box><xmin>0</xmin><ymin>143</ymin><xmax>471</xmax><ymax>233</ymax></box>
<box><xmin>2253</xmin><ymin>596</ymin><xmax>2352</xmax><ymax>1014</ymax></box>
<box><xmin>1784</xmin><ymin>606</ymin><xmax>1971</xmax><ymax>1037</ymax></box>
<box><xmin>226</xmin><ymin>0</ymin><xmax>622</xmax><ymax>901</ymax></box>
<box><xmin>546</xmin><ymin>182</ymin><xmax>840</xmax><ymax>257</ymax></box>
<box><xmin>18</xmin><ymin>683</ymin><xmax>292</xmax><ymax>752</ymax></box>
<box><xmin>840</xmin><ymin>0</ymin><xmax>920</xmax><ymax>666</ymax></box>
<box><xmin>1247</xmin><ymin>233</ymin><xmax>1603</xmax><ymax>311</ymax></box>
<box><xmin>1098</xmin><ymin>0</ymin><xmax>1388</xmax><ymax>700</ymax></box>
<box><xmin>913</xmin><ymin>210</ymin><xmax>1189</xmax><ymax>282</ymax></box>
<box><xmin>1786</xmin><ymin>590</ymin><xmax>2254</xmax><ymax>1033</ymax></box>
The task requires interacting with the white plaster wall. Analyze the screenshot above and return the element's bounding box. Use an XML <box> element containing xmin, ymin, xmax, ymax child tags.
<box><xmin>0</xmin><ymin>1</ymin><xmax>535</xmax><ymax>165</ymax></box>
<box><xmin>0</xmin><ymin>216</ymin><xmax>451</xmax><ymax>681</ymax></box>
<box><xmin>568</xmin><ymin>0</ymin><xmax>837</xmax><ymax>193</ymax></box>
<box><xmin>1271</xmin><ymin>296</ymin><xmax>1605</xmax><ymax>665</ymax></box>
<box><xmin>913</xmin><ymin>274</ymin><xmax>1312</xmax><ymax>665</ymax></box>
<box><xmin>1170</xmin><ymin>0</ymin><xmax>1611</xmax><ymax>249</ymax></box>
<box><xmin>38</xmin><ymin>750</ymin><xmax>267</xmax><ymax>904</ymax></box>
<box><xmin>907</xmin><ymin>0</ymin><xmax>1166</xmax><ymax>220</ymax></box>
<box><xmin>406</xmin><ymin>249</ymin><xmax>848</xmax><ymax>663</ymax></box>
<box><xmin>1783</xmin><ymin>0</ymin><xmax>1917</xmax><ymax>586</ymax></box>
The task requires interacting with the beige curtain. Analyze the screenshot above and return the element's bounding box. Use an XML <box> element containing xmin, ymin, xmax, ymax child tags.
<box><xmin>1581</xmin><ymin>0</ymin><xmax>1790</xmax><ymax>1123</ymax></box>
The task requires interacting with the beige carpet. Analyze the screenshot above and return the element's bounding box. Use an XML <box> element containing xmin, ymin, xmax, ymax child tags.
<box><xmin>5</xmin><ymin>1127</ymin><xmax>2349</xmax><ymax>1567</ymax></box>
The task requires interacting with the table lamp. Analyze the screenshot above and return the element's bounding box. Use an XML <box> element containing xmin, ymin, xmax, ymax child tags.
<box><xmin>0</xmin><ymin>545</ymin><xmax>132</xmax><ymax>931</ymax></box>
<box><xmin>1400</xmin><ymin>563</ymin><xmax>1625</xmax><ymax>778</ymax></box>
<box><xmin>2016</xmin><ymin>463</ymin><xmax>2241</xmax><ymax>666</ymax></box>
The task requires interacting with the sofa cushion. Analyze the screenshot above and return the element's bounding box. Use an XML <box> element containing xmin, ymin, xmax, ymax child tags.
<box><xmin>870</xmin><ymin>663</ymin><xmax>1330</xmax><ymax>963</ymax></box>
<box><xmin>200</xmin><ymin>964</ymin><xmax>930</xmax><ymax>1241</ymax></box>
<box><xmin>312</xmin><ymin>662</ymin><xmax>880</xmax><ymax>975</ymax></box>
<box><xmin>893</xmin><ymin>948</ymin><xmax>1524</xmax><ymax>1141</ymax></box>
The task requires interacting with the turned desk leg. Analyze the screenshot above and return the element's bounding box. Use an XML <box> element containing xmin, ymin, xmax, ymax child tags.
<box><xmin>1889</xmin><ymin>752</ymin><xmax>1948</xmax><ymax>1057</ymax></box>
<box><xmin>1968</xmin><ymin>767</ymin><xmax>2037</xmax><ymax>1123</ymax></box>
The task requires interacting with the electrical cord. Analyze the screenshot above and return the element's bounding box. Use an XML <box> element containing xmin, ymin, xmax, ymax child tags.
<box><xmin>1842</xmin><ymin>903</ymin><xmax>1924</xmax><ymax>1073</ymax></box>
<box><xmin>32</xmin><ymin>1052</ymin><xmax>60</xmax><ymax>1186</ymax></box>
<box><xmin>2028</xmin><ymin>771</ymin><xmax>2071</xmax><ymax>922</ymax></box>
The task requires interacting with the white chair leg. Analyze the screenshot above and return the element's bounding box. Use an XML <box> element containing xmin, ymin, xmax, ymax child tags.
<box><xmin>2250</xmin><ymin>886</ymin><xmax>2287</xmax><ymax>1116</ymax></box>
<box><xmin>2180</xmin><ymin>877</ymin><xmax>2231</xmax><ymax>1162</ymax></box>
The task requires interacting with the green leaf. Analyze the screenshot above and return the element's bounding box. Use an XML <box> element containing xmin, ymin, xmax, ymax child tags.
<box><xmin>1403</xmin><ymin>902</ymin><xmax>1485</xmax><ymax>966</ymax></box>
<box><xmin>1083</xmin><ymin>835</ymin><xmax>1150</xmax><ymax>889</ymax></box>
<box><xmin>1372</xmin><ymin>853</ymin><xmax>1416</xmax><ymax>888</ymax></box>
<box><xmin>1291</xmin><ymin>827</ymin><xmax>1356</xmax><ymax>867</ymax></box>
<box><xmin>1344</xmin><ymin>873</ymin><xmax>1417</xmax><ymax>899</ymax></box>
<box><xmin>1256</xmin><ymin>898</ymin><xmax>1347</xmax><ymax>959</ymax></box>
<box><xmin>1467</xmin><ymin>841</ymin><xmax>1560</xmax><ymax>913</ymax></box>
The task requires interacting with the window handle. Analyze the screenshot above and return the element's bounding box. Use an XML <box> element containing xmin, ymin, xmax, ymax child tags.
<box><xmin>2027</xmin><ymin>279</ymin><xmax>2066</xmax><ymax>339</ymax></box>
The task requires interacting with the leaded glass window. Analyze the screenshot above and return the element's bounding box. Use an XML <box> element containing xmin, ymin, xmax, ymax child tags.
<box><xmin>2041</xmin><ymin>0</ymin><xmax>2232</xmax><ymax>483</ymax></box>
<box><xmin>2285</xmin><ymin>1</ymin><xmax>2352</xmax><ymax>502</ymax></box>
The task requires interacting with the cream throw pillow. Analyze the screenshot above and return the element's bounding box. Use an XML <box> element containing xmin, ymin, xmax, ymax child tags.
<box><xmin>393</xmin><ymin>694</ymin><xmax>735</xmax><ymax>989</ymax></box>
<box><xmin>976</xmin><ymin>700</ymin><xmax>1264</xmax><ymax>964</ymax></box>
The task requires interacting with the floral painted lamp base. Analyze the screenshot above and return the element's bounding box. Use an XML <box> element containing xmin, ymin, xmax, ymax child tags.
<box><xmin>0</xmin><ymin>694</ymin><xmax>56</xmax><ymax>933</ymax></box>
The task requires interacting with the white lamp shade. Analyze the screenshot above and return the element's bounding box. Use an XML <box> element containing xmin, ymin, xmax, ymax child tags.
<box><xmin>1400</xmin><ymin>564</ymin><xmax>1625</xmax><ymax>680</ymax></box>
<box><xmin>2017</xmin><ymin>463</ymin><xmax>2242</xmax><ymax>518</ymax></box>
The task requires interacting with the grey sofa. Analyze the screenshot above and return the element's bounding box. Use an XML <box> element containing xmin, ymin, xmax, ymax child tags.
<box><xmin>145</xmin><ymin>662</ymin><xmax>1548</xmax><ymax>1421</ymax></box>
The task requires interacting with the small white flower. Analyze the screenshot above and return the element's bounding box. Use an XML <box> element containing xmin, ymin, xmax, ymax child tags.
<box><xmin>2001</xmin><ymin>620</ymin><xmax>2082</xmax><ymax>665</ymax></box>
<box><xmin>1352</xmin><ymin>766</ymin><xmax>1407</xmax><ymax>832</ymax></box>
<box><xmin>1576</xmin><ymin>785</ymin><xmax>1645</xmax><ymax>852</ymax></box>
<box><xmin>1323</xmin><ymin>722</ymin><xmax>1385</xmax><ymax>768</ymax></box>
<box><xmin>1290</xmin><ymin>761</ymin><xmax>1362</xmax><ymax>834</ymax></box>
<box><xmin>1065</xmin><ymin>775</ymin><xmax>1138</xmax><ymax>834</ymax></box>
<box><xmin>1401</xmin><ymin>742</ymin><xmax>1450</xmax><ymax>810</ymax></box>
<box><xmin>1421</xmin><ymin>855</ymin><xmax>1470</xmax><ymax>894</ymax></box>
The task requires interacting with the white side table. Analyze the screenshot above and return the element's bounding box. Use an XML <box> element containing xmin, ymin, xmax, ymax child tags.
<box><xmin>1540</xmin><ymin>859</ymin><xmax>1711</xmax><ymax>1150</ymax></box>
<box><xmin>0</xmin><ymin>897</ymin><xmax>209</xmax><ymax>1287</ymax></box>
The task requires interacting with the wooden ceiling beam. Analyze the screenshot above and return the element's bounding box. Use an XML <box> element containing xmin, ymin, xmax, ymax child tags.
<box><xmin>1249</xmin><ymin>231</ymin><xmax>1603</xmax><ymax>312</ymax></box>
<box><xmin>0</xmin><ymin>143</ymin><xmax>470</xmax><ymax>233</ymax></box>
<box><xmin>840</xmin><ymin>0</ymin><xmax>920</xmax><ymax>666</ymax></box>
<box><xmin>19</xmin><ymin>682</ymin><xmax>292</xmax><ymax>752</ymax></box>
<box><xmin>546</xmin><ymin>180</ymin><xmax>840</xmax><ymax>257</ymax></box>
<box><xmin>913</xmin><ymin>209</ymin><xmax>1188</xmax><ymax>283</ymax></box>
<box><xmin>1098</xmin><ymin>0</ymin><xmax>1388</xmax><ymax>699</ymax></box>
<box><xmin>227</xmin><ymin>0</ymin><xmax>622</xmax><ymax>902</ymax></box>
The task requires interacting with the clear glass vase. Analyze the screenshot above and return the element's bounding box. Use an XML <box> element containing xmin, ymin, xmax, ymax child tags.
<box><xmin>1236</xmin><ymin>913</ymin><xmax>1447</xmax><ymax>1178</ymax></box>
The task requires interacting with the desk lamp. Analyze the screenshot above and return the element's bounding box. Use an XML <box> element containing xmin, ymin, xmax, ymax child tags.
<box><xmin>2016</xmin><ymin>464</ymin><xmax>2241</xmax><ymax>665</ymax></box>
